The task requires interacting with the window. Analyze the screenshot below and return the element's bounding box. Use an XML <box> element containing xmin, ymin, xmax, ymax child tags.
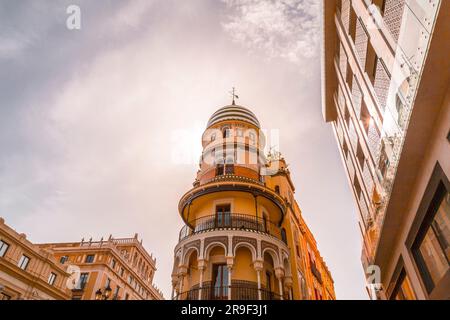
<box><xmin>314</xmin><ymin>287</ymin><xmax>323</xmax><ymax>300</ymax></box>
<box><xmin>298</xmin><ymin>272</ymin><xmax>307</xmax><ymax>300</ymax></box>
<box><xmin>78</xmin><ymin>273</ymin><xmax>89</xmax><ymax>289</ymax></box>
<box><xmin>212</xmin><ymin>264</ymin><xmax>228</xmax><ymax>300</ymax></box>
<box><xmin>372</xmin><ymin>0</ymin><xmax>387</xmax><ymax>13</ymax></box>
<box><xmin>274</xmin><ymin>185</ymin><xmax>280</xmax><ymax>194</ymax></box>
<box><xmin>365</xmin><ymin>41</ymin><xmax>377</xmax><ymax>84</ymax></box>
<box><xmin>111</xmin><ymin>259</ymin><xmax>116</xmax><ymax>269</ymax></box>
<box><xmin>18</xmin><ymin>255</ymin><xmax>30</xmax><ymax>270</ymax></box>
<box><xmin>349</xmin><ymin>7</ymin><xmax>357</xmax><ymax>43</ymax></box>
<box><xmin>125</xmin><ymin>293</ymin><xmax>129</xmax><ymax>300</ymax></box>
<box><xmin>59</xmin><ymin>256</ymin><xmax>68</xmax><ymax>264</ymax></box>
<box><xmin>412</xmin><ymin>186</ymin><xmax>449</xmax><ymax>293</ymax></box>
<box><xmin>236</xmin><ymin>129</ymin><xmax>243</xmax><ymax>137</ymax></box>
<box><xmin>343</xmin><ymin>140</ymin><xmax>349</xmax><ymax>158</ymax></box>
<box><xmin>346</xmin><ymin>62</ymin><xmax>353</xmax><ymax>88</ymax></box>
<box><xmin>223</xmin><ymin>127</ymin><xmax>231</xmax><ymax>138</ymax></box>
<box><xmin>85</xmin><ymin>255</ymin><xmax>95</xmax><ymax>263</ymax></box>
<box><xmin>48</xmin><ymin>272</ymin><xmax>57</xmax><ymax>286</ymax></box>
<box><xmin>113</xmin><ymin>286</ymin><xmax>120</xmax><ymax>299</ymax></box>
<box><xmin>360</xmin><ymin>101</ymin><xmax>371</xmax><ymax>134</ymax></box>
<box><xmin>105</xmin><ymin>278</ymin><xmax>111</xmax><ymax>288</ymax></box>
<box><xmin>0</xmin><ymin>240</ymin><xmax>9</xmax><ymax>257</ymax></box>
<box><xmin>344</xmin><ymin>106</ymin><xmax>351</xmax><ymax>126</ymax></box>
<box><xmin>296</xmin><ymin>245</ymin><xmax>301</xmax><ymax>257</ymax></box>
<box><xmin>249</xmin><ymin>132</ymin><xmax>255</xmax><ymax>142</ymax></box>
<box><xmin>216</xmin><ymin>164</ymin><xmax>224</xmax><ymax>176</ymax></box>
<box><xmin>356</xmin><ymin>143</ymin><xmax>365</xmax><ymax>169</ymax></box>
<box><xmin>211</xmin><ymin>133</ymin><xmax>216</xmax><ymax>142</ymax></box>
<box><xmin>215</xmin><ymin>204</ymin><xmax>231</xmax><ymax>227</ymax></box>
<box><xmin>354</xmin><ymin>177</ymin><xmax>362</xmax><ymax>199</ymax></box>
<box><xmin>120</xmin><ymin>267</ymin><xmax>125</xmax><ymax>277</ymax></box>
<box><xmin>378</xmin><ymin>144</ymin><xmax>390</xmax><ymax>179</ymax></box>
<box><xmin>391</xmin><ymin>270</ymin><xmax>416</xmax><ymax>300</ymax></box>
<box><xmin>265</xmin><ymin>271</ymin><xmax>272</xmax><ymax>293</ymax></box>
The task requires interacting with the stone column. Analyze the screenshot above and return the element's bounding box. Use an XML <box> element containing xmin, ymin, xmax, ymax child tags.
<box><xmin>284</xmin><ymin>276</ymin><xmax>293</xmax><ymax>300</ymax></box>
<box><xmin>226</xmin><ymin>256</ymin><xmax>234</xmax><ymax>300</ymax></box>
<box><xmin>198</xmin><ymin>259</ymin><xmax>206</xmax><ymax>300</ymax></box>
<box><xmin>275</xmin><ymin>267</ymin><xmax>285</xmax><ymax>300</ymax></box>
<box><xmin>177</xmin><ymin>266</ymin><xmax>188</xmax><ymax>300</ymax></box>
<box><xmin>253</xmin><ymin>260</ymin><xmax>264</xmax><ymax>300</ymax></box>
<box><xmin>170</xmin><ymin>274</ymin><xmax>178</xmax><ymax>300</ymax></box>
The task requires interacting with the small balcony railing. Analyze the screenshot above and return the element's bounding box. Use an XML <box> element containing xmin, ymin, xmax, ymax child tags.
<box><xmin>174</xmin><ymin>284</ymin><xmax>282</xmax><ymax>300</ymax></box>
<box><xmin>179</xmin><ymin>213</ymin><xmax>283</xmax><ymax>242</ymax></box>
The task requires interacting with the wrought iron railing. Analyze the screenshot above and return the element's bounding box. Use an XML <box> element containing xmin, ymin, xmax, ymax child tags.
<box><xmin>174</xmin><ymin>285</ymin><xmax>282</xmax><ymax>300</ymax></box>
<box><xmin>179</xmin><ymin>213</ymin><xmax>283</xmax><ymax>242</ymax></box>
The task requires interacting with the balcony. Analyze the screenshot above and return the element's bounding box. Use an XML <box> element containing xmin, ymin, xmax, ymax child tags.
<box><xmin>179</xmin><ymin>213</ymin><xmax>284</xmax><ymax>242</ymax></box>
<box><xmin>174</xmin><ymin>283</ymin><xmax>282</xmax><ymax>300</ymax></box>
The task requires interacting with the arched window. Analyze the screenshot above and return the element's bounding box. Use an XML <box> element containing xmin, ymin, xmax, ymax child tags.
<box><xmin>211</xmin><ymin>133</ymin><xmax>216</xmax><ymax>141</ymax></box>
<box><xmin>274</xmin><ymin>185</ymin><xmax>280</xmax><ymax>194</ymax></box>
<box><xmin>281</xmin><ymin>228</ymin><xmax>287</xmax><ymax>244</ymax></box>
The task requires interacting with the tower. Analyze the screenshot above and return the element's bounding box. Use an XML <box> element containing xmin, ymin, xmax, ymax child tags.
<box><xmin>172</xmin><ymin>101</ymin><xmax>335</xmax><ymax>300</ymax></box>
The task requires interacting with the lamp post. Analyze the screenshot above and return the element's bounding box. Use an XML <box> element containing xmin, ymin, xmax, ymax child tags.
<box><xmin>95</xmin><ymin>285</ymin><xmax>112</xmax><ymax>300</ymax></box>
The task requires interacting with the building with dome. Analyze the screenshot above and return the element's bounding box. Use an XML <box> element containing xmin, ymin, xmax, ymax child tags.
<box><xmin>171</xmin><ymin>100</ymin><xmax>335</xmax><ymax>300</ymax></box>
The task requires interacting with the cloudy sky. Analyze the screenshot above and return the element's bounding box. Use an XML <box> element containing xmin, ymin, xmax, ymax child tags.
<box><xmin>0</xmin><ymin>0</ymin><xmax>367</xmax><ymax>299</ymax></box>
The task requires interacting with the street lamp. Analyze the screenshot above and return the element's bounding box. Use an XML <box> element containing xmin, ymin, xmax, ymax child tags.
<box><xmin>95</xmin><ymin>285</ymin><xmax>112</xmax><ymax>300</ymax></box>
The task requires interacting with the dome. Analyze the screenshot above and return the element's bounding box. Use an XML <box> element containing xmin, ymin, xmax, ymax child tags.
<box><xmin>207</xmin><ymin>104</ymin><xmax>260</xmax><ymax>128</ymax></box>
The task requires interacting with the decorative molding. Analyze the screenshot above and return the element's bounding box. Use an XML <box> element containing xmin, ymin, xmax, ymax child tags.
<box><xmin>261</xmin><ymin>241</ymin><xmax>279</xmax><ymax>256</ymax></box>
<box><xmin>204</xmin><ymin>236</ymin><xmax>228</xmax><ymax>256</ymax></box>
<box><xmin>232</xmin><ymin>236</ymin><xmax>257</xmax><ymax>257</ymax></box>
<box><xmin>183</xmin><ymin>240</ymin><xmax>200</xmax><ymax>254</ymax></box>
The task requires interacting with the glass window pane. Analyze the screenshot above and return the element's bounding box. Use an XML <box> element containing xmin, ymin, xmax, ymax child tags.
<box><xmin>18</xmin><ymin>255</ymin><xmax>29</xmax><ymax>270</ymax></box>
<box><xmin>419</xmin><ymin>226</ymin><xmax>448</xmax><ymax>285</ymax></box>
<box><xmin>433</xmin><ymin>192</ymin><xmax>450</xmax><ymax>260</ymax></box>
<box><xmin>222</xmin><ymin>266</ymin><xmax>228</xmax><ymax>286</ymax></box>
<box><xmin>395</xmin><ymin>273</ymin><xmax>416</xmax><ymax>300</ymax></box>
<box><xmin>0</xmin><ymin>241</ymin><xmax>9</xmax><ymax>257</ymax></box>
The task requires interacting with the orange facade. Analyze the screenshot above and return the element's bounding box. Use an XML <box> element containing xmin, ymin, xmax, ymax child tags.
<box><xmin>0</xmin><ymin>218</ymin><xmax>71</xmax><ymax>300</ymax></box>
<box><xmin>38</xmin><ymin>235</ymin><xmax>163</xmax><ymax>300</ymax></box>
<box><xmin>172</xmin><ymin>104</ymin><xmax>335</xmax><ymax>300</ymax></box>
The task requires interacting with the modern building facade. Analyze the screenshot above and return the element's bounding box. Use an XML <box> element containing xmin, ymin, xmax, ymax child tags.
<box><xmin>0</xmin><ymin>218</ymin><xmax>71</xmax><ymax>300</ymax></box>
<box><xmin>171</xmin><ymin>102</ymin><xmax>335</xmax><ymax>300</ymax></box>
<box><xmin>322</xmin><ymin>0</ymin><xmax>449</xmax><ymax>299</ymax></box>
<box><xmin>38</xmin><ymin>234</ymin><xmax>164</xmax><ymax>300</ymax></box>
